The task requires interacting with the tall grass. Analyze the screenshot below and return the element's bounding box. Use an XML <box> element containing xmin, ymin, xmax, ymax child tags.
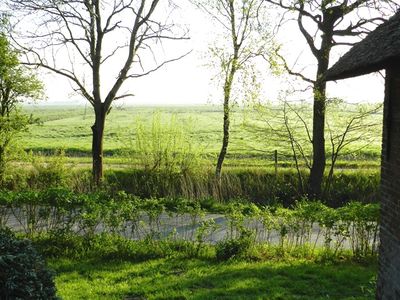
<box><xmin>105</xmin><ymin>168</ymin><xmax>379</xmax><ymax>207</ymax></box>
<box><xmin>2</xmin><ymin>158</ymin><xmax>379</xmax><ymax>207</ymax></box>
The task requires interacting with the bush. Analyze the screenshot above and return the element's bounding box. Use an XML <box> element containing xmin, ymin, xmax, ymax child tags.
<box><xmin>0</xmin><ymin>228</ymin><xmax>58</xmax><ymax>299</ymax></box>
<box><xmin>131</xmin><ymin>112</ymin><xmax>204</xmax><ymax>175</ymax></box>
<box><xmin>215</xmin><ymin>229</ymin><xmax>254</xmax><ymax>261</ymax></box>
<box><xmin>28</xmin><ymin>150</ymin><xmax>69</xmax><ymax>189</ymax></box>
<box><xmin>32</xmin><ymin>232</ymin><xmax>180</xmax><ymax>262</ymax></box>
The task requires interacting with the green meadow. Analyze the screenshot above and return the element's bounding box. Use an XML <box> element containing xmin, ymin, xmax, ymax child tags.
<box><xmin>21</xmin><ymin>104</ymin><xmax>383</xmax><ymax>169</ymax></box>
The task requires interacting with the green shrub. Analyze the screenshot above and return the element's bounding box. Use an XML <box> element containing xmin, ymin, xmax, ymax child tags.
<box><xmin>32</xmin><ymin>232</ymin><xmax>178</xmax><ymax>262</ymax></box>
<box><xmin>215</xmin><ymin>229</ymin><xmax>254</xmax><ymax>261</ymax></box>
<box><xmin>131</xmin><ymin>112</ymin><xmax>204</xmax><ymax>175</ymax></box>
<box><xmin>338</xmin><ymin>202</ymin><xmax>380</xmax><ymax>257</ymax></box>
<box><xmin>0</xmin><ymin>228</ymin><xmax>58</xmax><ymax>299</ymax></box>
<box><xmin>28</xmin><ymin>150</ymin><xmax>69</xmax><ymax>189</ymax></box>
<box><xmin>32</xmin><ymin>231</ymin><xmax>86</xmax><ymax>259</ymax></box>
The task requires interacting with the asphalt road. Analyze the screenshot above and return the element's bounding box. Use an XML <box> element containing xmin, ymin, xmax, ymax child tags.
<box><xmin>4</xmin><ymin>210</ymin><xmax>360</xmax><ymax>250</ymax></box>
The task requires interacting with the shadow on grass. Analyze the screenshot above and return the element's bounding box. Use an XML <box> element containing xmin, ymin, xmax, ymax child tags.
<box><xmin>181</xmin><ymin>261</ymin><xmax>376</xmax><ymax>300</ymax></box>
<box><xmin>50</xmin><ymin>258</ymin><xmax>377</xmax><ymax>300</ymax></box>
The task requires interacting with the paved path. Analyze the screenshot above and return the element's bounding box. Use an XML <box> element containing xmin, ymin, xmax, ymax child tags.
<box><xmin>4</xmin><ymin>210</ymin><xmax>356</xmax><ymax>249</ymax></box>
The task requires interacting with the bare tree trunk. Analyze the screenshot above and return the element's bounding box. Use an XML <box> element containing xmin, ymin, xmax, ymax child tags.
<box><xmin>91</xmin><ymin>104</ymin><xmax>106</xmax><ymax>186</ymax></box>
<box><xmin>216</xmin><ymin>100</ymin><xmax>230</xmax><ymax>178</ymax></box>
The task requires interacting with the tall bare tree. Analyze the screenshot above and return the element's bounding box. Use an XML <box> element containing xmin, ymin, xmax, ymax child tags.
<box><xmin>5</xmin><ymin>0</ymin><xmax>188</xmax><ymax>184</ymax></box>
<box><xmin>265</xmin><ymin>0</ymin><xmax>398</xmax><ymax>197</ymax></box>
<box><xmin>193</xmin><ymin>0</ymin><xmax>271</xmax><ymax>178</ymax></box>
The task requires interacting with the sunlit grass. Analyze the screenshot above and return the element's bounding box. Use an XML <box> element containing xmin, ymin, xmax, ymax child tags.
<box><xmin>50</xmin><ymin>257</ymin><xmax>376</xmax><ymax>299</ymax></box>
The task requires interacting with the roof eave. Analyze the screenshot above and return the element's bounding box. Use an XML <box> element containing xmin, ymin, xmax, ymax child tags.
<box><xmin>326</xmin><ymin>58</ymin><xmax>400</xmax><ymax>81</ymax></box>
<box><xmin>326</xmin><ymin>64</ymin><xmax>384</xmax><ymax>81</ymax></box>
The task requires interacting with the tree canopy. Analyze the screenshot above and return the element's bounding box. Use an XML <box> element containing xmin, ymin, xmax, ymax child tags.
<box><xmin>0</xmin><ymin>32</ymin><xmax>43</xmax><ymax>180</ymax></box>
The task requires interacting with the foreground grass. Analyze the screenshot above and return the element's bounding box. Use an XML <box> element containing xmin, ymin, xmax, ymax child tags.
<box><xmin>50</xmin><ymin>257</ymin><xmax>376</xmax><ymax>299</ymax></box>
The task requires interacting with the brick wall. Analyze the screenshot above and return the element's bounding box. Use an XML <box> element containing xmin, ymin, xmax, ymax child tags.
<box><xmin>377</xmin><ymin>65</ymin><xmax>400</xmax><ymax>299</ymax></box>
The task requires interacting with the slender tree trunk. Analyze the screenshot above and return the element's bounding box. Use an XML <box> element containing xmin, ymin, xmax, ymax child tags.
<box><xmin>309</xmin><ymin>32</ymin><xmax>332</xmax><ymax>198</ymax></box>
<box><xmin>91</xmin><ymin>103</ymin><xmax>106</xmax><ymax>185</ymax></box>
<box><xmin>324</xmin><ymin>154</ymin><xmax>337</xmax><ymax>195</ymax></box>
<box><xmin>216</xmin><ymin>57</ymin><xmax>237</xmax><ymax>179</ymax></box>
<box><xmin>0</xmin><ymin>95</ymin><xmax>9</xmax><ymax>183</ymax></box>
<box><xmin>216</xmin><ymin>98</ymin><xmax>230</xmax><ymax>178</ymax></box>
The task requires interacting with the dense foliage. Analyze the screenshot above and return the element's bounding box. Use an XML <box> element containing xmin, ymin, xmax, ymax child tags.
<box><xmin>0</xmin><ymin>228</ymin><xmax>57</xmax><ymax>299</ymax></box>
<box><xmin>0</xmin><ymin>33</ymin><xmax>43</xmax><ymax>181</ymax></box>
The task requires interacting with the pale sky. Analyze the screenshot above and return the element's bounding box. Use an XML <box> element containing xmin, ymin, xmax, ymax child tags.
<box><xmin>40</xmin><ymin>1</ymin><xmax>386</xmax><ymax>106</ymax></box>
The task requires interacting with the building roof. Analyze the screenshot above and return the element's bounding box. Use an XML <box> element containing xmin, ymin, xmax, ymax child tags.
<box><xmin>326</xmin><ymin>10</ymin><xmax>400</xmax><ymax>81</ymax></box>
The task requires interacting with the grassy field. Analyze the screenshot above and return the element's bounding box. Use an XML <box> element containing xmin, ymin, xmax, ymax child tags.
<box><xmin>22</xmin><ymin>105</ymin><xmax>231</xmax><ymax>155</ymax></box>
<box><xmin>21</xmin><ymin>104</ymin><xmax>383</xmax><ymax>169</ymax></box>
<box><xmin>50</xmin><ymin>257</ymin><xmax>377</xmax><ymax>299</ymax></box>
<box><xmin>13</xmin><ymin>104</ymin><xmax>381</xmax><ymax>299</ymax></box>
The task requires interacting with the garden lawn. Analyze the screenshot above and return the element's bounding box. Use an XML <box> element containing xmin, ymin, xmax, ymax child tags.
<box><xmin>49</xmin><ymin>257</ymin><xmax>377</xmax><ymax>300</ymax></box>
